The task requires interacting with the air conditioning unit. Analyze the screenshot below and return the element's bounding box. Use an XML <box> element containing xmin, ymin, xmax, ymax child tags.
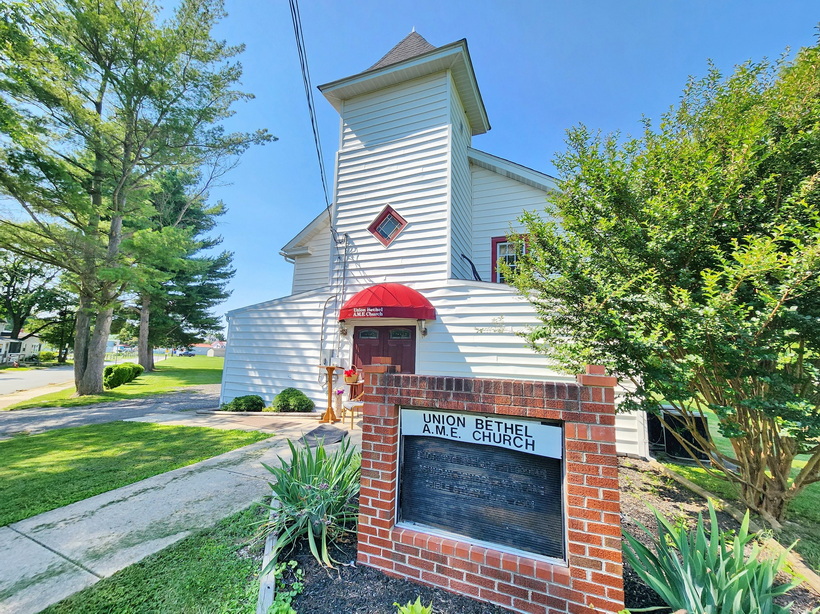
<box><xmin>647</xmin><ymin>408</ymin><xmax>710</xmax><ymax>461</ymax></box>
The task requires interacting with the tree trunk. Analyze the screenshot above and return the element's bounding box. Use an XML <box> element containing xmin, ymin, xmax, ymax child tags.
<box><xmin>138</xmin><ymin>294</ymin><xmax>152</xmax><ymax>372</ymax></box>
<box><xmin>76</xmin><ymin>305</ymin><xmax>113</xmax><ymax>395</ymax></box>
<box><xmin>73</xmin><ymin>293</ymin><xmax>92</xmax><ymax>390</ymax></box>
<box><xmin>740</xmin><ymin>480</ymin><xmax>789</xmax><ymax>526</ymax></box>
<box><xmin>9</xmin><ymin>314</ymin><xmax>24</xmax><ymax>340</ymax></box>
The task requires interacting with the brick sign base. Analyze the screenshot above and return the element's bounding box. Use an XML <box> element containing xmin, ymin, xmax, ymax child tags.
<box><xmin>357</xmin><ymin>361</ymin><xmax>624</xmax><ymax>614</ymax></box>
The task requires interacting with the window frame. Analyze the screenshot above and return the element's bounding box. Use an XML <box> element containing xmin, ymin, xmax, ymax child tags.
<box><xmin>491</xmin><ymin>235</ymin><xmax>526</xmax><ymax>283</ymax></box>
<box><xmin>368</xmin><ymin>205</ymin><xmax>408</xmax><ymax>247</ymax></box>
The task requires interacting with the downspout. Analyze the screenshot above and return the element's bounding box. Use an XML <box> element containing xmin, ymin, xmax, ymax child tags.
<box><xmin>335</xmin><ymin>233</ymin><xmax>349</xmax><ymax>363</ymax></box>
<box><xmin>318</xmin><ymin>294</ymin><xmax>336</xmax><ymax>366</ymax></box>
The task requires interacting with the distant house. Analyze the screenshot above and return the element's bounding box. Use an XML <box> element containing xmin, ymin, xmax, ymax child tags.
<box><xmin>0</xmin><ymin>331</ymin><xmax>43</xmax><ymax>363</ymax></box>
<box><xmin>191</xmin><ymin>342</ymin><xmax>226</xmax><ymax>357</ymax></box>
<box><xmin>221</xmin><ymin>33</ymin><xmax>648</xmax><ymax>458</ymax></box>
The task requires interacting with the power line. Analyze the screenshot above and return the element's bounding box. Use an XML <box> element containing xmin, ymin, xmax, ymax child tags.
<box><xmin>288</xmin><ymin>0</ymin><xmax>332</xmax><ymax>222</ymax></box>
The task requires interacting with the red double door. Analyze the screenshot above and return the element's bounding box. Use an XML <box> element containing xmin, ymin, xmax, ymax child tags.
<box><xmin>351</xmin><ymin>325</ymin><xmax>416</xmax><ymax>373</ymax></box>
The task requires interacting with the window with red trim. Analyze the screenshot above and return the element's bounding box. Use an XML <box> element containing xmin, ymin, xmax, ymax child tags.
<box><xmin>491</xmin><ymin>236</ymin><xmax>526</xmax><ymax>283</ymax></box>
<box><xmin>368</xmin><ymin>205</ymin><xmax>408</xmax><ymax>247</ymax></box>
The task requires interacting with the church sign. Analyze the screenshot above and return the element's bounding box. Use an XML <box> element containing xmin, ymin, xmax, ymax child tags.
<box><xmin>399</xmin><ymin>408</ymin><xmax>565</xmax><ymax>560</ymax></box>
<box><xmin>356</xmin><ymin>364</ymin><xmax>625</xmax><ymax>614</ymax></box>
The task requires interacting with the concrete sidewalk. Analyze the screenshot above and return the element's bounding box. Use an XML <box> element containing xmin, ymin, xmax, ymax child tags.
<box><xmin>0</xmin><ymin>414</ymin><xmax>361</xmax><ymax>614</ymax></box>
<box><xmin>0</xmin><ymin>379</ymin><xmax>75</xmax><ymax>411</ymax></box>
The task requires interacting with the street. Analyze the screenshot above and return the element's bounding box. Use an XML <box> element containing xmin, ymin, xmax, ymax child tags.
<box><xmin>0</xmin><ymin>365</ymin><xmax>74</xmax><ymax>396</ymax></box>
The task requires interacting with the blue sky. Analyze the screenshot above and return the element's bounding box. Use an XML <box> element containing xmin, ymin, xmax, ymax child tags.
<box><xmin>209</xmin><ymin>1</ymin><xmax>819</xmax><ymax>319</ymax></box>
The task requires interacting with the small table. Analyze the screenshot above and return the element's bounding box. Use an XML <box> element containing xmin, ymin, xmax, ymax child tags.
<box><xmin>317</xmin><ymin>365</ymin><xmax>342</xmax><ymax>423</ymax></box>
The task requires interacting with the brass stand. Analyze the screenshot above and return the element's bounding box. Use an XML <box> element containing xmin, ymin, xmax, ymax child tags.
<box><xmin>318</xmin><ymin>365</ymin><xmax>341</xmax><ymax>423</ymax></box>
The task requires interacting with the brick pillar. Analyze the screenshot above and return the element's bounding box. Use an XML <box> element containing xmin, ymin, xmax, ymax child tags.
<box><xmin>358</xmin><ymin>356</ymin><xmax>400</xmax><ymax>567</ymax></box>
<box><xmin>565</xmin><ymin>365</ymin><xmax>623</xmax><ymax>611</ymax></box>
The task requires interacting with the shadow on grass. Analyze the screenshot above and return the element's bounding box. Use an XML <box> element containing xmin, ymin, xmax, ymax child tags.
<box><xmin>0</xmin><ymin>421</ymin><xmax>269</xmax><ymax>526</ymax></box>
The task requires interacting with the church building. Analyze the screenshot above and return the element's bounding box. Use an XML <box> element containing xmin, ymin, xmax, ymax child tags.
<box><xmin>220</xmin><ymin>33</ymin><xmax>648</xmax><ymax>458</ymax></box>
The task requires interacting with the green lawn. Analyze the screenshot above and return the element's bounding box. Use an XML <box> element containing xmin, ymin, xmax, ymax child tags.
<box><xmin>0</xmin><ymin>421</ymin><xmax>269</xmax><ymax>526</ymax></box>
<box><xmin>41</xmin><ymin>505</ymin><xmax>264</xmax><ymax>614</ymax></box>
<box><xmin>5</xmin><ymin>356</ymin><xmax>223</xmax><ymax>410</ymax></box>
<box><xmin>663</xmin><ymin>410</ymin><xmax>820</xmax><ymax>573</ymax></box>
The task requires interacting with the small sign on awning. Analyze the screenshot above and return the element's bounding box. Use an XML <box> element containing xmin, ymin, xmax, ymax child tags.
<box><xmin>339</xmin><ymin>283</ymin><xmax>436</xmax><ymax>320</ymax></box>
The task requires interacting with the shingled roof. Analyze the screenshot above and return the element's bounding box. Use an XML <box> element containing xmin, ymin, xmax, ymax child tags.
<box><xmin>368</xmin><ymin>31</ymin><xmax>437</xmax><ymax>71</ymax></box>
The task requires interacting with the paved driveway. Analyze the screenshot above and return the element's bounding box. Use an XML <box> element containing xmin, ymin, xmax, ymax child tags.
<box><xmin>0</xmin><ymin>365</ymin><xmax>74</xmax><ymax>396</ymax></box>
<box><xmin>0</xmin><ymin>384</ymin><xmax>221</xmax><ymax>439</ymax></box>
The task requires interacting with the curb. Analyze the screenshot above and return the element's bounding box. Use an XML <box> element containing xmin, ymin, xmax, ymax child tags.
<box><xmin>195</xmin><ymin>410</ymin><xmax>321</xmax><ymax>417</ymax></box>
<box><xmin>651</xmin><ymin>460</ymin><xmax>820</xmax><ymax>597</ymax></box>
<box><xmin>256</xmin><ymin>498</ymin><xmax>279</xmax><ymax>614</ymax></box>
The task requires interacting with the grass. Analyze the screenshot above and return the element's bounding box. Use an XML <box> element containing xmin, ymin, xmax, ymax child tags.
<box><xmin>5</xmin><ymin>356</ymin><xmax>224</xmax><ymax>410</ymax></box>
<box><xmin>662</xmin><ymin>409</ymin><xmax>820</xmax><ymax>573</ymax></box>
<box><xmin>0</xmin><ymin>421</ymin><xmax>270</xmax><ymax>526</ymax></box>
<box><xmin>41</xmin><ymin>505</ymin><xmax>264</xmax><ymax>614</ymax></box>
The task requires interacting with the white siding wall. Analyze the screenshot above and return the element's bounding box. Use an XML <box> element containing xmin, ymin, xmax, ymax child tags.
<box><xmin>334</xmin><ymin>281</ymin><xmax>569</xmax><ymax>380</ymax></box>
<box><xmin>291</xmin><ymin>227</ymin><xmax>332</xmax><ymax>294</ymax></box>
<box><xmin>341</xmin><ymin>73</ymin><xmax>450</xmax><ymax>149</ymax></box>
<box><xmin>343</xmin><ymin>279</ymin><xmax>646</xmax><ymax>456</ymax></box>
<box><xmin>471</xmin><ymin>166</ymin><xmax>550</xmax><ymax>282</ymax></box>
<box><xmin>412</xmin><ymin>280</ymin><xmax>570</xmax><ymax>381</ymax></box>
<box><xmin>616</xmin><ymin>411</ymin><xmax>650</xmax><ymax>459</ymax></box>
<box><xmin>334</xmin><ymin>73</ymin><xmax>451</xmax><ymax>292</ymax></box>
<box><xmin>221</xmin><ymin>289</ymin><xmax>334</xmax><ymax>407</ymax></box>
<box><xmin>449</xmin><ymin>74</ymin><xmax>473</xmax><ymax>280</ymax></box>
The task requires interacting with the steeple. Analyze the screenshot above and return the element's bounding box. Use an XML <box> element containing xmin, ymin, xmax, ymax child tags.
<box><xmin>368</xmin><ymin>31</ymin><xmax>436</xmax><ymax>71</ymax></box>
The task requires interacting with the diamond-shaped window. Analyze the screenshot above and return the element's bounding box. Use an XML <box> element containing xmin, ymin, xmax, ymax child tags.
<box><xmin>368</xmin><ymin>205</ymin><xmax>407</xmax><ymax>247</ymax></box>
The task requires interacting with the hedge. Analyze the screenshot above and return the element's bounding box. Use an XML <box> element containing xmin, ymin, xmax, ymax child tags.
<box><xmin>270</xmin><ymin>388</ymin><xmax>314</xmax><ymax>413</ymax></box>
<box><xmin>221</xmin><ymin>395</ymin><xmax>266</xmax><ymax>412</ymax></box>
<box><xmin>104</xmin><ymin>363</ymin><xmax>144</xmax><ymax>389</ymax></box>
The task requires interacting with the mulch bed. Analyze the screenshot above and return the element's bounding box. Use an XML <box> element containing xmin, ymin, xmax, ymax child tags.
<box><xmin>271</xmin><ymin>458</ymin><xmax>820</xmax><ymax>613</ymax></box>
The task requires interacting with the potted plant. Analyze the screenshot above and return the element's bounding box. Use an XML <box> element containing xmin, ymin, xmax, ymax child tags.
<box><xmin>343</xmin><ymin>367</ymin><xmax>358</xmax><ymax>384</ymax></box>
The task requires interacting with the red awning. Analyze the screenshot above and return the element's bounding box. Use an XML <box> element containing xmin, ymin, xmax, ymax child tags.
<box><xmin>339</xmin><ymin>283</ymin><xmax>436</xmax><ymax>320</ymax></box>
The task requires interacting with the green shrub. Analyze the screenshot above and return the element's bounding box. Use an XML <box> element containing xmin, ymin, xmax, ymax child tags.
<box><xmin>103</xmin><ymin>363</ymin><xmax>144</xmax><ymax>389</ymax></box>
<box><xmin>272</xmin><ymin>388</ymin><xmax>314</xmax><ymax>413</ymax></box>
<box><xmin>395</xmin><ymin>597</ymin><xmax>433</xmax><ymax>614</ymax></box>
<box><xmin>623</xmin><ymin>501</ymin><xmax>801</xmax><ymax>614</ymax></box>
<box><xmin>260</xmin><ymin>437</ymin><xmax>360</xmax><ymax>567</ymax></box>
<box><xmin>221</xmin><ymin>394</ymin><xmax>265</xmax><ymax>412</ymax></box>
<box><xmin>104</xmin><ymin>365</ymin><xmax>128</xmax><ymax>389</ymax></box>
<box><xmin>39</xmin><ymin>351</ymin><xmax>57</xmax><ymax>362</ymax></box>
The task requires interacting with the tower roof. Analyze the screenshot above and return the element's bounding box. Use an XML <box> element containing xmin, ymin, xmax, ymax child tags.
<box><xmin>368</xmin><ymin>31</ymin><xmax>437</xmax><ymax>71</ymax></box>
<box><xmin>319</xmin><ymin>35</ymin><xmax>491</xmax><ymax>136</ymax></box>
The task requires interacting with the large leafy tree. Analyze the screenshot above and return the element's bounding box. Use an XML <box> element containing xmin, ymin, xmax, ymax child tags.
<box><xmin>26</xmin><ymin>301</ymin><xmax>76</xmax><ymax>363</ymax></box>
<box><xmin>0</xmin><ymin>249</ymin><xmax>64</xmax><ymax>339</ymax></box>
<box><xmin>0</xmin><ymin>0</ymin><xmax>269</xmax><ymax>394</ymax></box>
<box><xmin>117</xmin><ymin>169</ymin><xmax>233</xmax><ymax>370</ymax></box>
<box><xmin>507</xmin><ymin>43</ymin><xmax>820</xmax><ymax>524</ymax></box>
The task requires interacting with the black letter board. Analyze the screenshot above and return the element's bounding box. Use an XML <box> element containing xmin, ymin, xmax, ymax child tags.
<box><xmin>399</xmin><ymin>435</ymin><xmax>564</xmax><ymax>560</ymax></box>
